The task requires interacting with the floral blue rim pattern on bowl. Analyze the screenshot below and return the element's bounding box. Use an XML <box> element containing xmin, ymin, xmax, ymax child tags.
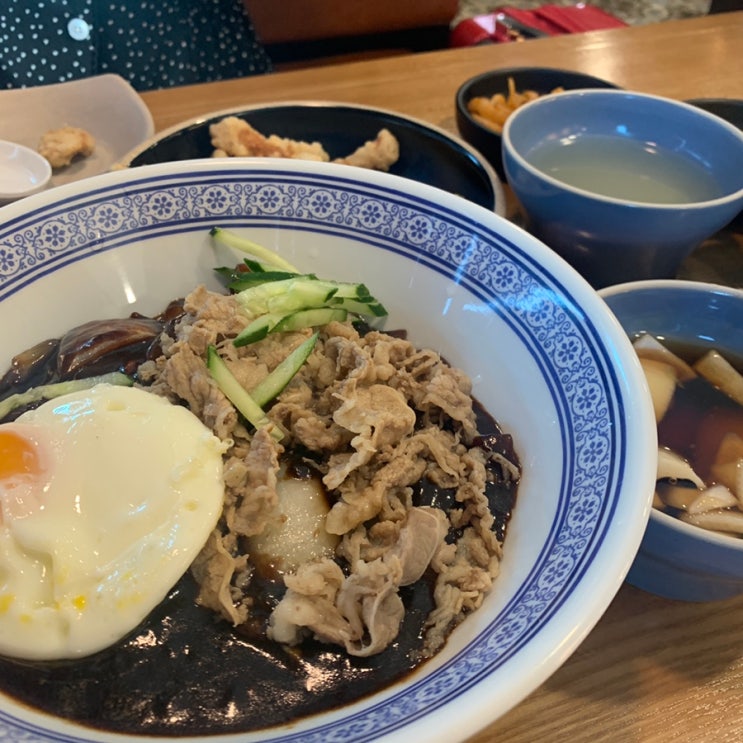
<box><xmin>0</xmin><ymin>160</ymin><xmax>654</xmax><ymax>742</ymax></box>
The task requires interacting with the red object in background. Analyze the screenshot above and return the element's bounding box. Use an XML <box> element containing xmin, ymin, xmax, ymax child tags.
<box><xmin>450</xmin><ymin>4</ymin><xmax>627</xmax><ymax>46</ymax></box>
<box><xmin>450</xmin><ymin>13</ymin><xmax>514</xmax><ymax>44</ymax></box>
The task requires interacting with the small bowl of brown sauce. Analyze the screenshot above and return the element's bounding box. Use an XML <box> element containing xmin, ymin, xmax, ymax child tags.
<box><xmin>601</xmin><ymin>279</ymin><xmax>743</xmax><ymax>601</ymax></box>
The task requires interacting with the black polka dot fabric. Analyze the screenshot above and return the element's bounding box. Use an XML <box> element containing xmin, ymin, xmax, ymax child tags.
<box><xmin>0</xmin><ymin>0</ymin><xmax>272</xmax><ymax>91</ymax></box>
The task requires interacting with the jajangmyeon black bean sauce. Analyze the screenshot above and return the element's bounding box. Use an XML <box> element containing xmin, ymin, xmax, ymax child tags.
<box><xmin>0</xmin><ymin>311</ymin><xmax>518</xmax><ymax>736</ymax></box>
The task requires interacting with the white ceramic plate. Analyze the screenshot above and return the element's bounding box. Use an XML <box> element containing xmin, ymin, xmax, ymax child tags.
<box><xmin>0</xmin><ymin>74</ymin><xmax>154</xmax><ymax>191</ymax></box>
<box><xmin>0</xmin><ymin>159</ymin><xmax>655</xmax><ymax>742</ymax></box>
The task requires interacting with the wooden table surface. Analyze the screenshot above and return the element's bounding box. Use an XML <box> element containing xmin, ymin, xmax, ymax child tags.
<box><xmin>140</xmin><ymin>13</ymin><xmax>743</xmax><ymax>742</ymax></box>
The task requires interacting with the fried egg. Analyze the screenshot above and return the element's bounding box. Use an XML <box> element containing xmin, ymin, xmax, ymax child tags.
<box><xmin>0</xmin><ymin>384</ymin><xmax>227</xmax><ymax>661</ymax></box>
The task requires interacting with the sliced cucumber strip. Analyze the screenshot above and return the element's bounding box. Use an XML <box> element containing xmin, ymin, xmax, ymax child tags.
<box><xmin>241</xmin><ymin>257</ymin><xmax>294</xmax><ymax>274</ymax></box>
<box><xmin>328</xmin><ymin>296</ymin><xmax>388</xmax><ymax>317</ymax></box>
<box><xmin>211</xmin><ymin>228</ymin><xmax>387</xmax><ymax>337</ymax></box>
<box><xmin>210</xmin><ymin>227</ymin><xmax>299</xmax><ymax>273</ymax></box>
<box><xmin>0</xmin><ymin>372</ymin><xmax>133</xmax><ymax>420</ymax></box>
<box><xmin>265</xmin><ymin>284</ymin><xmax>339</xmax><ymax>315</ymax></box>
<box><xmin>228</xmin><ymin>270</ymin><xmax>303</xmax><ymax>292</ymax></box>
<box><xmin>235</xmin><ymin>305</ymin><xmax>349</xmax><ymax>347</ymax></box>
<box><xmin>233</xmin><ymin>312</ymin><xmax>285</xmax><ymax>347</ymax></box>
<box><xmin>250</xmin><ymin>332</ymin><xmax>319</xmax><ymax>407</ymax></box>
<box><xmin>206</xmin><ymin>345</ymin><xmax>282</xmax><ymax>440</ymax></box>
<box><xmin>328</xmin><ymin>281</ymin><xmax>373</xmax><ymax>300</ymax></box>
<box><xmin>236</xmin><ymin>278</ymin><xmax>383</xmax><ymax>315</ymax></box>
<box><xmin>271</xmin><ymin>307</ymin><xmax>347</xmax><ymax>334</ymax></box>
<box><xmin>236</xmin><ymin>276</ymin><xmax>337</xmax><ymax>317</ymax></box>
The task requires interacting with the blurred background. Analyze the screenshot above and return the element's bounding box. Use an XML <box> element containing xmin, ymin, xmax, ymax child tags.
<box><xmin>246</xmin><ymin>0</ymin><xmax>722</xmax><ymax>70</ymax></box>
<box><xmin>455</xmin><ymin>0</ymin><xmax>710</xmax><ymax>25</ymax></box>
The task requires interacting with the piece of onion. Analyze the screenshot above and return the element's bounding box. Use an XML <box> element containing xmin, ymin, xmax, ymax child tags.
<box><xmin>680</xmin><ymin>508</ymin><xmax>743</xmax><ymax>535</ymax></box>
<box><xmin>710</xmin><ymin>432</ymin><xmax>743</xmax><ymax>503</ymax></box>
<box><xmin>657</xmin><ymin>447</ymin><xmax>705</xmax><ymax>489</ymax></box>
<box><xmin>711</xmin><ymin>462</ymin><xmax>743</xmax><ymax>504</ymax></box>
<box><xmin>687</xmin><ymin>484</ymin><xmax>738</xmax><ymax>514</ymax></box>
<box><xmin>657</xmin><ymin>482</ymin><xmax>701</xmax><ymax>511</ymax></box>
<box><xmin>640</xmin><ymin>357</ymin><xmax>678</xmax><ymax>423</ymax></box>
<box><xmin>656</xmin><ymin>482</ymin><xmax>737</xmax><ymax>514</ymax></box>
<box><xmin>694</xmin><ymin>349</ymin><xmax>743</xmax><ymax>407</ymax></box>
<box><xmin>715</xmin><ymin>432</ymin><xmax>743</xmax><ymax>463</ymax></box>
<box><xmin>633</xmin><ymin>334</ymin><xmax>696</xmax><ymax>381</ymax></box>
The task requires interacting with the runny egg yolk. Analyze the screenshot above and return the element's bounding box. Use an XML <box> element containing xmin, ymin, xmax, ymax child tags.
<box><xmin>0</xmin><ymin>428</ymin><xmax>45</xmax><ymax>526</ymax></box>
<box><xmin>0</xmin><ymin>430</ymin><xmax>40</xmax><ymax>481</ymax></box>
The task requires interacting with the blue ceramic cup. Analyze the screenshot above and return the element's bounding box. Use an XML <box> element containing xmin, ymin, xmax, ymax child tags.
<box><xmin>601</xmin><ymin>280</ymin><xmax>743</xmax><ymax>601</ymax></box>
<box><xmin>503</xmin><ymin>90</ymin><xmax>743</xmax><ymax>289</ymax></box>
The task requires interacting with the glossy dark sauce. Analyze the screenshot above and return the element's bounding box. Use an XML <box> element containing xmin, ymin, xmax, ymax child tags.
<box><xmin>0</xmin><ymin>318</ymin><xmax>518</xmax><ymax>736</ymax></box>
<box><xmin>0</xmin><ymin>572</ymin><xmax>435</xmax><ymax>735</ymax></box>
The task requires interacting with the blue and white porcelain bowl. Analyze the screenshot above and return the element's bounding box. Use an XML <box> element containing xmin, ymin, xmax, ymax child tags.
<box><xmin>0</xmin><ymin>159</ymin><xmax>655</xmax><ymax>742</ymax></box>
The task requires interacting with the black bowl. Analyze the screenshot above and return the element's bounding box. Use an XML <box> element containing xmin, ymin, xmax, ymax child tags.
<box><xmin>455</xmin><ymin>67</ymin><xmax>621</xmax><ymax>182</ymax></box>
<box><xmin>686</xmin><ymin>98</ymin><xmax>743</xmax><ymax>231</ymax></box>
<box><xmin>121</xmin><ymin>101</ymin><xmax>504</xmax><ymax>214</ymax></box>
<box><xmin>686</xmin><ymin>98</ymin><xmax>743</xmax><ymax>130</ymax></box>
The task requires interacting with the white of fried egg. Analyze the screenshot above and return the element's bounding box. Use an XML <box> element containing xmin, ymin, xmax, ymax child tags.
<box><xmin>0</xmin><ymin>384</ymin><xmax>227</xmax><ymax>661</ymax></box>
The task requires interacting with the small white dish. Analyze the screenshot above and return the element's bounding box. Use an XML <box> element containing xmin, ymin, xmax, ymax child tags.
<box><xmin>0</xmin><ymin>139</ymin><xmax>51</xmax><ymax>201</ymax></box>
<box><xmin>0</xmin><ymin>74</ymin><xmax>154</xmax><ymax>189</ymax></box>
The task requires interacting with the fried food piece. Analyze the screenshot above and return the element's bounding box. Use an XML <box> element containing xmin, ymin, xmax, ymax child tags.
<box><xmin>332</xmin><ymin>128</ymin><xmax>399</xmax><ymax>171</ymax></box>
<box><xmin>38</xmin><ymin>126</ymin><xmax>95</xmax><ymax>169</ymax></box>
<box><xmin>210</xmin><ymin>116</ymin><xmax>329</xmax><ymax>161</ymax></box>
<box><xmin>467</xmin><ymin>77</ymin><xmax>563</xmax><ymax>134</ymax></box>
<box><xmin>468</xmin><ymin>96</ymin><xmax>512</xmax><ymax>133</ymax></box>
<box><xmin>209</xmin><ymin>116</ymin><xmax>401</xmax><ymax>172</ymax></box>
